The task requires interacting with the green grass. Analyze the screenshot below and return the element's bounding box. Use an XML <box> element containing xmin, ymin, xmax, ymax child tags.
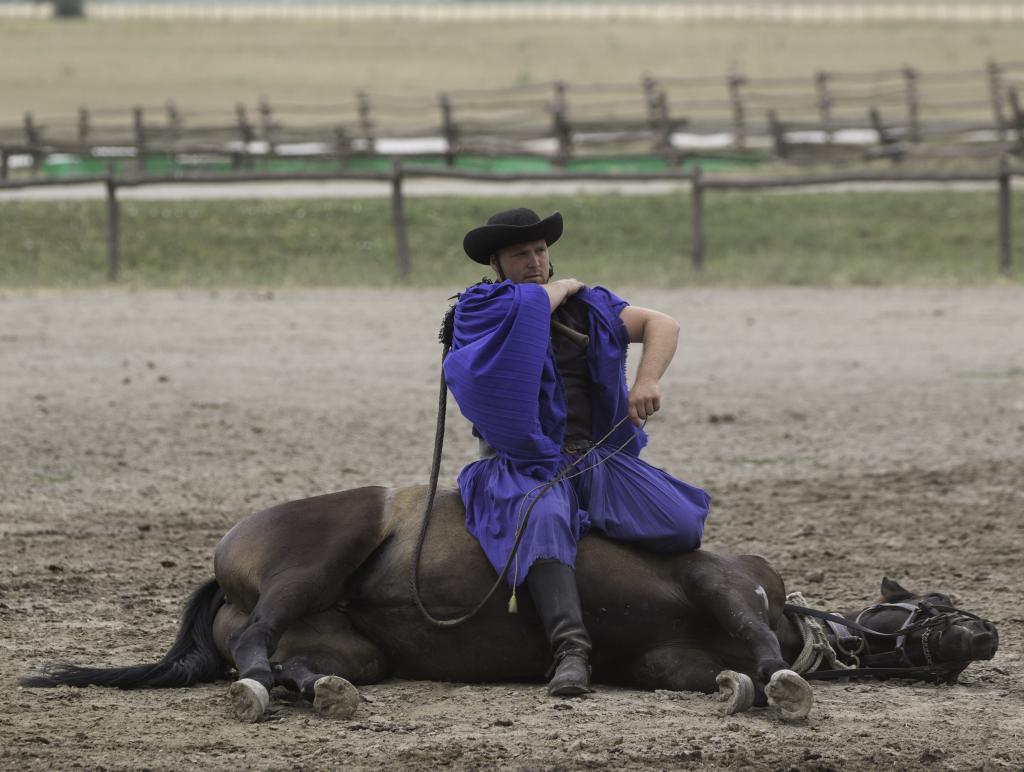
<box><xmin>2</xmin><ymin>190</ymin><xmax>1020</xmax><ymax>287</ymax></box>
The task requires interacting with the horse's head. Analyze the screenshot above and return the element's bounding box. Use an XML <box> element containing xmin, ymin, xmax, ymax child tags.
<box><xmin>847</xmin><ymin>577</ymin><xmax>998</xmax><ymax>682</ymax></box>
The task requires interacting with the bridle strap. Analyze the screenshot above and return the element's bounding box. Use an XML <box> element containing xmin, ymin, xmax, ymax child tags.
<box><xmin>859</xmin><ymin>601</ymin><xmax>919</xmax><ymax>651</ymax></box>
<box><xmin>783</xmin><ymin>602</ymin><xmax>981</xmax><ymax>640</ymax></box>
<box><xmin>787</xmin><ymin>600</ymin><xmax>983</xmax><ymax>681</ymax></box>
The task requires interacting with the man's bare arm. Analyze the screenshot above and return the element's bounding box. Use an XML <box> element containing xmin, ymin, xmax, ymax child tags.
<box><xmin>541</xmin><ymin>278</ymin><xmax>585</xmax><ymax>311</ymax></box>
<box><xmin>619</xmin><ymin>305</ymin><xmax>681</xmax><ymax>425</ymax></box>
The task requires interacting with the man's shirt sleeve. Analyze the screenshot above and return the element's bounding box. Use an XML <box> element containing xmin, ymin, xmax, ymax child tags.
<box><xmin>443</xmin><ymin>281</ymin><xmax>563</xmax><ymax>475</ymax></box>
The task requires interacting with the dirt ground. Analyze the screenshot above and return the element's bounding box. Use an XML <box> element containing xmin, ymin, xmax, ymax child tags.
<box><xmin>1</xmin><ymin>286</ymin><xmax>1022</xmax><ymax>771</ymax></box>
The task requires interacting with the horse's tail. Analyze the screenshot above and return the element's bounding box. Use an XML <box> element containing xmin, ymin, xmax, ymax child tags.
<box><xmin>20</xmin><ymin>577</ymin><xmax>227</xmax><ymax>689</ymax></box>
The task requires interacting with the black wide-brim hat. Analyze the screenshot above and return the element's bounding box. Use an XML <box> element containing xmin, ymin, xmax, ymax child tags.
<box><xmin>463</xmin><ymin>208</ymin><xmax>563</xmax><ymax>264</ymax></box>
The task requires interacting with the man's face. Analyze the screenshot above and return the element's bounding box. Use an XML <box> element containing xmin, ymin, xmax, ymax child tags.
<box><xmin>490</xmin><ymin>239</ymin><xmax>550</xmax><ymax>284</ymax></box>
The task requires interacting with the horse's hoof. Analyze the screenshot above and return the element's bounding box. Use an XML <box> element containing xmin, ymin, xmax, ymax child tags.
<box><xmin>715</xmin><ymin>670</ymin><xmax>755</xmax><ymax>715</ymax></box>
<box><xmin>765</xmin><ymin>669</ymin><xmax>813</xmax><ymax>722</ymax></box>
<box><xmin>228</xmin><ymin>678</ymin><xmax>270</xmax><ymax>722</ymax></box>
<box><xmin>313</xmin><ymin>675</ymin><xmax>360</xmax><ymax>719</ymax></box>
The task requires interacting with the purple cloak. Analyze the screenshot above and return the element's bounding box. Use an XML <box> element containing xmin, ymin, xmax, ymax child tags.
<box><xmin>443</xmin><ymin>281</ymin><xmax>710</xmax><ymax>585</ymax></box>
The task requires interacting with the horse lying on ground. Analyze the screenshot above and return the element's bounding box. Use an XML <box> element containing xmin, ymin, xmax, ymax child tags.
<box><xmin>23</xmin><ymin>485</ymin><xmax>999</xmax><ymax>722</ymax></box>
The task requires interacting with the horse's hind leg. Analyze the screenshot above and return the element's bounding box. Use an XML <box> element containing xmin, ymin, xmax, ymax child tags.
<box><xmin>275</xmin><ymin>660</ymin><xmax>365</xmax><ymax>719</ymax></box>
<box><xmin>225</xmin><ymin>568</ymin><xmax>325</xmax><ymax>720</ymax></box>
<box><xmin>216</xmin><ymin>487</ymin><xmax>393</xmax><ymax>721</ymax></box>
<box><xmin>272</xmin><ymin>609</ymin><xmax>391</xmax><ymax>720</ymax></box>
<box><xmin>217</xmin><ymin>601</ymin><xmax>390</xmax><ymax>721</ymax></box>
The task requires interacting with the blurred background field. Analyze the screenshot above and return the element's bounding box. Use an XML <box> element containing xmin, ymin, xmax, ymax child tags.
<box><xmin>1</xmin><ymin>17</ymin><xmax>1023</xmax><ymax>120</ymax></box>
<box><xmin>2</xmin><ymin>6</ymin><xmax>1023</xmax><ymax>287</ymax></box>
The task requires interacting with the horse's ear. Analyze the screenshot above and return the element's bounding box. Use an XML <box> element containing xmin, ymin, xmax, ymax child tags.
<box><xmin>880</xmin><ymin>576</ymin><xmax>915</xmax><ymax>602</ymax></box>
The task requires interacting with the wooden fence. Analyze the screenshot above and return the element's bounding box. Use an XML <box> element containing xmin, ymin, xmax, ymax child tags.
<box><xmin>0</xmin><ymin>160</ymin><xmax>1017</xmax><ymax>279</ymax></box>
<box><xmin>3</xmin><ymin>60</ymin><xmax>1024</xmax><ymax>180</ymax></box>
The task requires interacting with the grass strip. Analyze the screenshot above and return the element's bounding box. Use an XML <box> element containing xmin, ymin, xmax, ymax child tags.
<box><xmin>1</xmin><ymin>190</ymin><xmax>1021</xmax><ymax>288</ymax></box>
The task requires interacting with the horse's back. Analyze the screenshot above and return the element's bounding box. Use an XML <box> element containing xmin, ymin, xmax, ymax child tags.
<box><xmin>347</xmin><ymin>484</ymin><xmax>506</xmax><ymax>608</ymax></box>
<box><xmin>214</xmin><ymin>485</ymin><xmax>395</xmax><ymax>612</ymax></box>
<box><xmin>214</xmin><ymin>483</ymin><xmax>785</xmax><ymax>623</ymax></box>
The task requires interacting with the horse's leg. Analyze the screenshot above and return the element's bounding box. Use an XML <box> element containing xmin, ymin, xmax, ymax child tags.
<box><xmin>224</xmin><ymin>568</ymin><xmax>326</xmax><ymax>720</ymax></box>
<box><xmin>272</xmin><ymin>608</ymin><xmax>391</xmax><ymax>719</ymax></box>
<box><xmin>688</xmin><ymin>556</ymin><xmax>813</xmax><ymax>721</ymax></box>
<box><xmin>215</xmin><ymin>487</ymin><xmax>394</xmax><ymax>721</ymax></box>
<box><xmin>216</xmin><ymin>601</ymin><xmax>391</xmax><ymax>721</ymax></box>
<box><xmin>274</xmin><ymin>658</ymin><xmax>362</xmax><ymax>719</ymax></box>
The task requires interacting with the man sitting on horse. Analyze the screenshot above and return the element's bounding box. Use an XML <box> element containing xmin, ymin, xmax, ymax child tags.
<box><xmin>444</xmin><ymin>208</ymin><xmax>711</xmax><ymax>697</ymax></box>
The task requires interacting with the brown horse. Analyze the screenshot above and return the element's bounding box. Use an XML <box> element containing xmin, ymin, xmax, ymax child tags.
<box><xmin>22</xmin><ymin>485</ymin><xmax>999</xmax><ymax>723</ymax></box>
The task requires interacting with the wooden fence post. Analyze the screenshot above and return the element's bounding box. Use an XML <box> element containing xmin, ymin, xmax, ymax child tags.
<box><xmin>166</xmin><ymin>100</ymin><xmax>181</xmax><ymax>143</ymax></box>
<box><xmin>23</xmin><ymin>112</ymin><xmax>41</xmax><ymax>175</ymax></box>
<box><xmin>258</xmin><ymin>98</ymin><xmax>276</xmax><ymax>156</ymax></box>
<box><xmin>768</xmin><ymin>110</ymin><xmax>788</xmax><ymax>159</ymax></box>
<box><xmin>357</xmin><ymin>91</ymin><xmax>375</xmax><ymax>154</ymax></box>
<box><xmin>998</xmin><ymin>155</ymin><xmax>1012</xmax><ymax>276</ymax></box>
<box><xmin>642</xmin><ymin>75</ymin><xmax>660</xmax><ymax>134</ymax></box>
<box><xmin>0</xmin><ymin>147</ymin><xmax>8</xmax><ymax>180</ymax></box>
<box><xmin>235</xmin><ymin>103</ymin><xmax>253</xmax><ymax>169</ymax></box>
<box><xmin>653</xmin><ymin>91</ymin><xmax>678</xmax><ymax>165</ymax></box>
<box><xmin>815</xmin><ymin>69</ymin><xmax>833</xmax><ymax>145</ymax></box>
<box><xmin>439</xmin><ymin>92</ymin><xmax>458</xmax><ymax>166</ymax></box>
<box><xmin>691</xmin><ymin>166</ymin><xmax>705</xmax><ymax>270</ymax></box>
<box><xmin>869</xmin><ymin>106</ymin><xmax>900</xmax><ymax>161</ymax></box>
<box><xmin>869</xmin><ymin>107</ymin><xmax>886</xmax><ymax>145</ymax></box>
<box><xmin>987</xmin><ymin>60</ymin><xmax>1007</xmax><ymax>145</ymax></box>
<box><xmin>552</xmin><ymin>80</ymin><xmax>573</xmax><ymax>168</ymax></box>
<box><xmin>390</xmin><ymin>158</ymin><xmax>411</xmax><ymax>281</ymax></box>
<box><xmin>106</xmin><ymin>173</ymin><xmax>120</xmax><ymax>281</ymax></box>
<box><xmin>1007</xmin><ymin>88</ymin><xmax>1024</xmax><ymax>154</ymax></box>
<box><xmin>902</xmin><ymin>66</ymin><xmax>921</xmax><ymax>143</ymax></box>
<box><xmin>77</xmin><ymin>107</ymin><xmax>90</xmax><ymax>148</ymax></box>
<box><xmin>132</xmin><ymin>106</ymin><xmax>146</xmax><ymax>175</ymax></box>
<box><xmin>333</xmin><ymin>127</ymin><xmax>351</xmax><ymax>167</ymax></box>
<box><xmin>728</xmin><ymin>74</ymin><xmax>747</xmax><ymax>150</ymax></box>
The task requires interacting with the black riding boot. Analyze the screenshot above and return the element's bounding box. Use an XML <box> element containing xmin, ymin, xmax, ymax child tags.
<box><xmin>526</xmin><ymin>559</ymin><xmax>593</xmax><ymax>697</ymax></box>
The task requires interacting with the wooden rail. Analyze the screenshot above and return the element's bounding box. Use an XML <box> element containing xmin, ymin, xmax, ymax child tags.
<box><xmin>1</xmin><ymin>160</ymin><xmax>1018</xmax><ymax>280</ymax></box>
<box><xmin>2</xmin><ymin>59</ymin><xmax>1023</xmax><ymax>179</ymax></box>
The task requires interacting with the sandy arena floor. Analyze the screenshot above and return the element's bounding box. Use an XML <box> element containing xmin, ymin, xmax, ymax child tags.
<box><xmin>1</xmin><ymin>286</ymin><xmax>1022</xmax><ymax>770</ymax></box>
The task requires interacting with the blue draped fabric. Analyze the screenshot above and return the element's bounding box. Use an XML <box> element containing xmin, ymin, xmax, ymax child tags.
<box><xmin>443</xmin><ymin>280</ymin><xmax>710</xmax><ymax>585</ymax></box>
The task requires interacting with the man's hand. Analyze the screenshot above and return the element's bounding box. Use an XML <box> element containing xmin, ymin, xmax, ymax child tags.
<box><xmin>619</xmin><ymin>306</ymin><xmax>679</xmax><ymax>427</ymax></box>
<box><xmin>543</xmin><ymin>278</ymin><xmax>585</xmax><ymax>311</ymax></box>
<box><xmin>627</xmin><ymin>379</ymin><xmax>661</xmax><ymax>426</ymax></box>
